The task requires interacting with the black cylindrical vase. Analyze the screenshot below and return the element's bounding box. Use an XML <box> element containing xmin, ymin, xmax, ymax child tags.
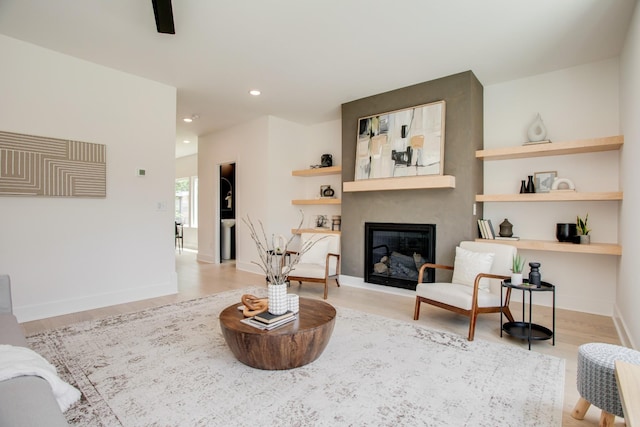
<box><xmin>526</xmin><ymin>175</ymin><xmax>535</xmax><ymax>193</ymax></box>
<box><xmin>556</xmin><ymin>223</ymin><xmax>577</xmax><ymax>242</ymax></box>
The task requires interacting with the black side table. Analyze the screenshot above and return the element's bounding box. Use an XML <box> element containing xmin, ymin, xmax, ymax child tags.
<box><xmin>501</xmin><ymin>279</ymin><xmax>556</xmax><ymax>350</ymax></box>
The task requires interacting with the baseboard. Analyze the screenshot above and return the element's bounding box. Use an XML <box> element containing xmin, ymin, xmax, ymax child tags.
<box><xmin>612</xmin><ymin>303</ymin><xmax>637</xmax><ymax>349</ymax></box>
<box><xmin>197</xmin><ymin>253</ymin><xmax>215</xmax><ymax>263</ymax></box>
<box><xmin>339</xmin><ymin>275</ymin><xmax>415</xmax><ymax>299</ymax></box>
<box><xmin>14</xmin><ymin>277</ymin><xmax>179</xmax><ymax>323</ymax></box>
<box><xmin>235</xmin><ymin>261</ymin><xmax>263</xmax><ymax>276</ymax></box>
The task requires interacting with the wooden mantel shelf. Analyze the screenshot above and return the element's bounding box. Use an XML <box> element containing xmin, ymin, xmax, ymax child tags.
<box><xmin>476</xmin><ymin>135</ymin><xmax>623</xmax><ymax>161</ymax></box>
<box><xmin>475</xmin><ymin>238</ymin><xmax>622</xmax><ymax>256</ymax></box>
<box><xmin>343</xmin><ymin>175</ymin><xmax>455</xmax><ymax>192</ymax></box>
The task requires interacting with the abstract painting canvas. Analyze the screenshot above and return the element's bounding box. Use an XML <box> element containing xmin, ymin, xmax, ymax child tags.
<box><xmin>355</xmin><ymin>100</ymin><xmax>445</xmax><ymax>180</ymax></box>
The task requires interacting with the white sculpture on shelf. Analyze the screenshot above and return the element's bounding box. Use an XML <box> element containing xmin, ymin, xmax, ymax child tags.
<box><xmin>551</xmin><ymin>177</ymin><xmax>576</xmax><ymax>192</ymax></box>
<box><xmin>527</xmin><ymin>113</ymin><xmax>548</xmax><ymax>142</ymax></box>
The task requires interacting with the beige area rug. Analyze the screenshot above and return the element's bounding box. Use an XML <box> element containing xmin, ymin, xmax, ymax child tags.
<box><xmin>27</xmin><ymin>288</ymin><xmax>565</xmax><ymax>426</ymax></box>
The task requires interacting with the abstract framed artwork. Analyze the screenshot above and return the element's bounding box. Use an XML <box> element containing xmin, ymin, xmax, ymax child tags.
<box><xmin>534</xmin><ymin>171</ymin><xmax>557</xmax><ymax>193</ymax></box>
<box><xmin>0</xmin><ymin>130</ymin><xmax>106</xmax><ymax>198</ymax></box>
<box><xmin>354</xmin><ymin>100</ymin><xmax>446</xmax><ymax>180</ymax></box>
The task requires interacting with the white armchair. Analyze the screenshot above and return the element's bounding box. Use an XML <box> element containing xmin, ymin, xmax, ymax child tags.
<box><xmin>286</xmin><ymin>233</ymin><xmax>340</xmax><ymax>299</ymax></box>
<box><xmin>413</xmin><ymin>241</ymin><xmax>517</xmax><ymax>341</ymax></box>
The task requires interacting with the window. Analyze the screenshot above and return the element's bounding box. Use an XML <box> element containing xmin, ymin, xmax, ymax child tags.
<box><xmin>175</xmin><ymin>176</ymin><xmax>198</xmax><ymax>227</ymax></box>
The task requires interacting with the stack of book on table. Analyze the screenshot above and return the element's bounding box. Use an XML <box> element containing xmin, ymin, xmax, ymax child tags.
<box><xmin>241</xmin><ymin>310</ymin><xmax>297</xmax><ymax>330</ymax></box>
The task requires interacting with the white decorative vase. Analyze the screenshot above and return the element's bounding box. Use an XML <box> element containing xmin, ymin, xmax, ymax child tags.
<box><xmin>511</xmin><ymin>273</ymin><xmax>523</xmax><ymax>286</ymax></box>
<box><xmin>527</xmin><ymin>113</ymin><xmax>547</xmax><ymax>142</ymax></box>
<box><xmin>287</xmin><ymin>294</ymin><xmax>300</xmax><ymax>314</ymax></box>
<box><xmin>267</xmin><ymin>284</ymin><xmax>288</xmax><ymax>315</ymax></box>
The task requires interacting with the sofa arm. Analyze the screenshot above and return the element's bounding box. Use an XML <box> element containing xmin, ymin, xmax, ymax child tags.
<box><xmin>0</xmin><ymin>275</ymin><xmax>12</xmax><ymax>314</ymax></box>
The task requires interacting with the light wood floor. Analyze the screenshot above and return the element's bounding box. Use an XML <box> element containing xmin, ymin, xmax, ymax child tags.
<box><xmin>22</xmin><ymin>250</ymin><xmax>623</xmax><ymax>426</ymax></box>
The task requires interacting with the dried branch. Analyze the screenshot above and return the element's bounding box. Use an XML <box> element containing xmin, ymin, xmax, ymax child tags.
<box><xmin>243</xmin><ymin>210</ymin><xmax>328</xmax><ymax>285</ymax></box>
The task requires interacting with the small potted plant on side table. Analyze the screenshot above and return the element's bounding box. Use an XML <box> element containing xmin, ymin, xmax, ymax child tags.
<box><xmin>511</xmin><ymin>254</ymin><xmax>525</xmax><ymax>286</ymax></box>
<box><xmin>577</xmin><ymin>213</ymin><xmax>591</xmax><ymax>244</ymax></box>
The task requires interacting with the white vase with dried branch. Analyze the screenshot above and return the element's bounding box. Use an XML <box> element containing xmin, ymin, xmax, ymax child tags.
<box><xmin>244</xmin><ymin>212</ymin><xmax>323</xmax><ymax>315</ymax></box>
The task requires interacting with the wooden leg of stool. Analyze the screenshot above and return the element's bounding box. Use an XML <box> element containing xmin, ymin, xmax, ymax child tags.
<box><xmin>599</xmin><ymin>410</ymin><xmax>615</xmax><ymax>427</ymax></box>
<box><xmin>571</xmin><ymin>397</ymin><xmax>591</xmax><ymax>420</ymax></box>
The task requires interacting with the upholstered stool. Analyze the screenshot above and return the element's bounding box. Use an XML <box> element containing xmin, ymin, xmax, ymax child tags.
<box><xmin>571</xmin><ymin>342</ymin><xmax>640</xmax><ymax>427</ymax></box>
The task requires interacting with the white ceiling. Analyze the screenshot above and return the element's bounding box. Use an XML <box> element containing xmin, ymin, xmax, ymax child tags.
<box><xmin>0</xmin><ymin>0</ymin><xmax>636</xmax><ymax>158</ymax></box>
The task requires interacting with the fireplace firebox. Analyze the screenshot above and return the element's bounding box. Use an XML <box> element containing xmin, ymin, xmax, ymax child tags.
<box><xmin>365</xmin><ymin>223</ymin><xmax>436</xmax><ymax>290</ymax></box>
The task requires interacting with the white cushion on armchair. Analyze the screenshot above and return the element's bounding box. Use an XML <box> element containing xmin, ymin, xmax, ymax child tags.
<box><xmin>451</xmin><ymin>246</ymin><xmax>495</xmax><ymax>290</ymax></box>
<box><xmin>416</xmin><ymin>241</ymin><xmax>516</xmax><ymax>307</ymax></box>
<box><xmin>287</xmin><ymin>233</ymin><xmax>339</xmax><ymax>277</ymax></box>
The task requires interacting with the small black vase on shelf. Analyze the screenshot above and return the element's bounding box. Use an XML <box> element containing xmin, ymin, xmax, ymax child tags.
<box><xmin>519</xmin><ymin>180</ymin><xmax>527</xmax><ymax>194</ymax></box>
<box><xmin>528</xmin><ymin>262</ymin><xmax>541</xmax><ymax>288</ymax></box>
<box><xmin>556</xmin><ymin>223</ymin><xmax>577</xmax><ymax>242</ymax></box>
<box><xmin>525</xmin><ymin>175</ymin><xmax>535</xmax><ymax>193</ymax></box>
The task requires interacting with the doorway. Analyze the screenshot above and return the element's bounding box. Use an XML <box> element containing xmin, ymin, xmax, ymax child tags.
<box><xmin>220</xmin><ymin>163</ymin><xmax>236</xmax><ymax>261</ymax></box>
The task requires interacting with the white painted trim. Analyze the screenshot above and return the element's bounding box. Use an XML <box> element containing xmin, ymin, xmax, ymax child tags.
<box><xmin>197</xmin><ymin>253</ymin><xmax>215</xmax><ymax>264</ymax></box>
<box><xmin>236</xmin><ymin>262</ymin><xmax>263</xmax><ymax>276</ymax></box>
<box><xmin>613</xmin><ymin>303</ymin><xmax>636</xmax><ymax>349</ymax></box>
<box><xmin>14</xmin><ymin>276</ymin><xmax>178</xmax><ymax>323</ymax></box>
<box><xmin>339</xmin><ymin>275</ymin><xmax>415</xmax><ymax>299</ymax></box>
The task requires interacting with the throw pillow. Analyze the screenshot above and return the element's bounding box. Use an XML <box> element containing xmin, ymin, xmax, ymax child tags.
<box><xmin>451</xmin><ymin>246</ymin><xmax>495</xmax><ymax>290</ymax></box>
<box><xmin>299</xmin><ymin>238</ymin><xmax>330</xmax><ymax>265</ymax></box>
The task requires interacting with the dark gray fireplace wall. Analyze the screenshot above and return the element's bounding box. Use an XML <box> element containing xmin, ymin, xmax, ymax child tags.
<box><xmin>341</xmin><ymin>71</ymin><xmax>484</xmax><ymax>280</ymax></box>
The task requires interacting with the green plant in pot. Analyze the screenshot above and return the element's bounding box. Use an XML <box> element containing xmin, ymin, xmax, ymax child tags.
<box><xmin>577</xmin><ymin>213</ymin><xmax>591</xmax><ymax>244</ymax></box>
<box><xmin>511</xmin><ymin>254</ymin><xmax>526</xmax><ymax>286</ymax></box>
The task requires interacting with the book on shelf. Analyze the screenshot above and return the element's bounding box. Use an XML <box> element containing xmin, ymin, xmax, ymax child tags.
<box><xmin>477</xmin><ymin>219</ymin><xmax>487</xmax><ymax>239</ymax></box>
<box><xmin>477</xmin><ymin>219</ymin><xmax>496</xmax><ymax>239</ymax></box>
<box><xmin>494</xmin><ymin>236</ymin><xmax>520</xmax><ymax>241</ymax></box>
<box><xmin>241</xmin><ymin>315</ymin><xmax>297</xmax><ymax>331</ymax></box>
<box><xmin>253</xmin><ymin>310</ymin><xmax>294</xmax><ymax>325</ymax></box>
<box><xmin>486</xmin><ymin>220</ymin><xmax>496</xmax><ymax>239</ymax></box>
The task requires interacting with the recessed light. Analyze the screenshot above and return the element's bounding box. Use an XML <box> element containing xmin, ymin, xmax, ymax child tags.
<box><xmin>183</xmin><ymin>140</ymin><xmax>191</xmax><ymax>144</ymax></box>
<box><xmin>249</xmin><ymin>90</ymin><xmax>261</xmax><ymax>96</ymax></box>
<box><xmin>183</xmin><ymin>114</ymin><xmax>199</xmax><ymax>123</ymax></box>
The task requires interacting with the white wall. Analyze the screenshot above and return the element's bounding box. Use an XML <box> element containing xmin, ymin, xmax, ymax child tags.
<box><xmin>197</xmin><ymin>116</ymin><xmax>341</xmax><ymax>274</ymax></box>
<box><xmin>198</xmin><ymin>116</ymin><xmax>270</xmax><ymax>265</ymax></box>
<box><xmin>618</xmin><ymin>3</ymin><xmax>640</xmax><ymax>349</ymax></box>
<box><xmin>268</xmin><ymin>117</ymin><xmax>342</xmax><ymax>234</ymax></box>
<box><xmin>176</xmin><ymin>154</ymin><xmax>198</xmax><ymax>249</ymax></box>
<box><xmin>289</xmin><ymin>119</ymin><xmax>343</xmax><ymax>231</ymax></box>
<box><xmin>484</xmin><ymin>59</ymin><xmax>621</xmax><ymax>315</ymax></box>
<box><xmin>0</xmin><ymin>35</ymin><xmax>178</xmax><ymax>321</ymax></box>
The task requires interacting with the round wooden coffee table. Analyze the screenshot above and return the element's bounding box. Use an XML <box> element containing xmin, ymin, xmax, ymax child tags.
<box><xmin>219</xmin><ymin>297</ymin><xmax>336</xmax><ymax>370</ymax></box>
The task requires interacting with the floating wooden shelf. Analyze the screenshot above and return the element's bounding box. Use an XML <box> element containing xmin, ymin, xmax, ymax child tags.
<box><xmin>476</xmin><ymin>135</ymin><xmax>623</xmax><ymax>161</ymax></box>
<box><xmin>291</xmin><ymin>228</ymin><xmax>341</xmax><ymax>235</ymax></box>
<box><xmin>291</xmin><ymin>198</ymin><xmax>341</xmax><ymax>205</ymax></box>
<box><xmin>343</xmin><ymin>175</ymin><xmax>455</xmax><ymax>192</ymax></box>
<box><xmin>476</xmin><ymin>191</ymin><xmax>623</xmax><ymax>202</ymax></box>
<box><xmin>474</xmin><ymin>238</ymin><xmax>622</xmax><ymax>256</ymax></box>
<box><xmin>292</xmin><ymin>166</ymin><xmax>342</xmax><ymax>177</ymax></box>
<box><xmin>476</xmin><ymin>134</ymin><xmax>623</xmax><ymax>257</ymax></box>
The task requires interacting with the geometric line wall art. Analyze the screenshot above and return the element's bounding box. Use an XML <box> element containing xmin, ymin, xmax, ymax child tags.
<box><xmin>0</xmin><ymin>130</ymin><xmax>106</xmax><ymax>198</ymax></box>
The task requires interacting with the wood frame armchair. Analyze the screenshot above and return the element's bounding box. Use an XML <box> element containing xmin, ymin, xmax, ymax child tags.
<box><xmin>285</xmin><ymin>233</ymin><xmax>340</xmax><ymax>299</ymax></box>
<box><xmin>413</xmin><ymin>241</ymin><xmax>516</xmax><ymax>341</ymax></box>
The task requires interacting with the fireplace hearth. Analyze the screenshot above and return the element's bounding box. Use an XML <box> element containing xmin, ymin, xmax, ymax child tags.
<box><xmin>364</xmin><ymin>223</ymin><xmax>435</xmax><ymax>290</ymax></box>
